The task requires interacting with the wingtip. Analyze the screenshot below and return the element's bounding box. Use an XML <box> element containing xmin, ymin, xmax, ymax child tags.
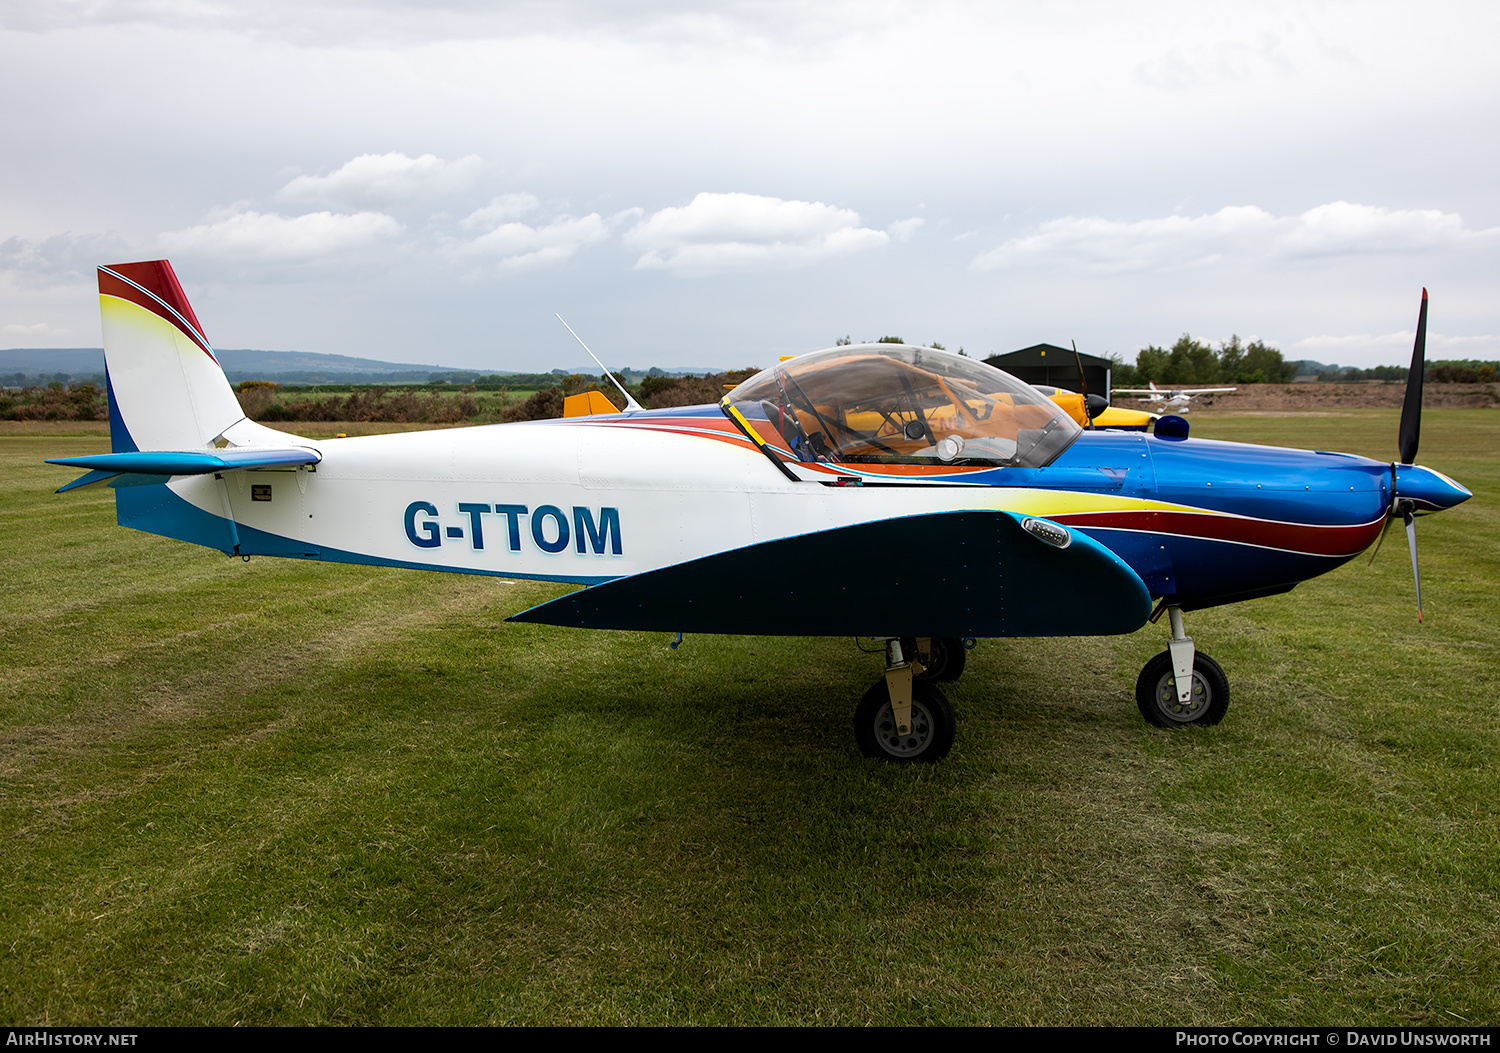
<box><xmin>1421</xmin><ymin>287</ymin><xmax>1428</xmax><ymax>300</ymax></box>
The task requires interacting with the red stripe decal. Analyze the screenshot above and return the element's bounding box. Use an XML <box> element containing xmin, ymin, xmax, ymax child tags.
<box><xmin>1054</xmin><ymin>509</ymin><xmax>1385</xmax><ymax>557</ymax></box>
<box><xmin>98</xmin><ymin>260</ymin><xmax>216</xmax><ymax>361</ymax></box>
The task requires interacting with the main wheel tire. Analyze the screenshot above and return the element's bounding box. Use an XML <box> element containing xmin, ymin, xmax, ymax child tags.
<box><xmin>1135</xmin><ymin>650</ymin><xmax>1230</xmax><ymax>728</ymax></box>
<box><xmin>903</xmin><ymin>636</ymin><xmax>969</xmax><ymax>682</ymax></box>
<box><xmin>855</xmin><ymin>679</ymin><xmax>955</xmax><ymax>763</ymax></box>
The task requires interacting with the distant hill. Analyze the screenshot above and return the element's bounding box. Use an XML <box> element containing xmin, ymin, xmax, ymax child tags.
<box><xmin>1289</xmin><ymin>359</ymin><xmax>1330</xmax><ymax>374</ymax></box>
<box><xmin>223</xmin><ymin>348</ymin><xmax>476</xmax><ymax>376</ymax></box>
<box><xmin>0</xmin><ymin>348</ymin><xmax>106</xmax><ymax>379</ymax></box>
<box><xmin>1</xmin><ymin>347</ymin><xmax>475</xmax><ymax>384</ymax></box>
<box><xmin>1288</xmin><ymin>359</ymin><xmax>1355</xmax><ymax>374</ymax></box>
<box><xmin>1</xmin><ymin>347</ymin><xmax>727</xmax><ymax>386</ymax></box>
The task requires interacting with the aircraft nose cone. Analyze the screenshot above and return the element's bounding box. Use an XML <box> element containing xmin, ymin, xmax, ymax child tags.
<box><xmin>1395</xmin><ymin>465</ymin><xmax>1472</xmax><ymax>511</ymax></box>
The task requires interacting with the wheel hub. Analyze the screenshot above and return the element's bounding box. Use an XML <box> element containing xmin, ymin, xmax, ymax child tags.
<box><xmin>1156</xmin><ymin>673</ymin><xmax>1206</xmax><ymax>721</ymax></box>
<box><xmin>875</xmin><ymin>701</ymin><xmax>933</xmax><ymax>758</ymax></box>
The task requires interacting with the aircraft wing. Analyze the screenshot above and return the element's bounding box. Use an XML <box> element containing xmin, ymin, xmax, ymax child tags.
<box><xmin>509</xmin><ymin>509</ymin><xmax>1153</xmax><ymax>638</ymax></box>
<box><xmin>48</xmin><ymin>447</ymin><xmax>321</xmax><ymax>493</ymax></box>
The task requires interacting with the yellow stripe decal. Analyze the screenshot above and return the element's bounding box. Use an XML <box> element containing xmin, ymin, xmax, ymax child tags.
<box><xmin>722</xmin><ymin>399</ymin><xmax>769</xmax><ymax>449</ymax></box>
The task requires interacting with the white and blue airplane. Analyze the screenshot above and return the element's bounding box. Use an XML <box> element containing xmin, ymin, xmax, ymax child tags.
<box><xmin>49</xmin><ymin>261</ymin><xmax>1470</xmax><ymax>762</ymax></box>
<box><xmin>1111</xmin><ymin>381</ymin><xmax>1238</xmax><ymax>414</ymax></box>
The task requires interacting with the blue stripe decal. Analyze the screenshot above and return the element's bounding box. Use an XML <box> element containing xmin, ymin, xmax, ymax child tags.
<box><xmin>105</xmin><ymin>368</ymin><xmax>139</xmax><ymax>454</ymax></box>
<box><xmin>113</xmin><ymin>482</ymin><xmax>618</xmax><ymax>585</ymax></box>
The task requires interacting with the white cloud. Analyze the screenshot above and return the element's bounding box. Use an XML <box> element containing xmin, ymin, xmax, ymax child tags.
<box><xmin>1274</xmin><ymin>202</ymin><xmax>1480</xmax><ymax>259</ymax></box>
<box><xmin>460</xmin><ymin>194</ymin><xmax>542</xmax><ymax>230</ymax></box>
<box><xmin>971</xmin><ymin>203</ymin><xmax>1500</xmax><ymax>275</ymax></box>
<box><xmin>1134</xmin><ymin>34</ymin><xmax>1295</xmax><ymax>92</ymax></box>
<box><xmin>1423</xmin><ymin>333</ymin><xmax>1500</xmax><ymax>358</ymax></box>
<box><xmin>972</xmin><ymin>206</ymin><xmax>1275</xmax><ymax>274</ymax></box>
<box><xmin>0</xmin><ymin>0</ymin><xmax>899</xmax><ymax>49</ymax></box>
<box><xmin>888</xmin><ymin>217</ymin><xmax>924</xmax><ymax>242</ymax></box>
<box><xmin>0</xmin><ymin>232</ymin><xmax>132</xmax><ymax>286</ymax></box>
<box><xmin>1288</xmin><ymin>330</ymin><xmax>1500</xmax><ymax>364</ymax></box>
<box><xmin>2</xmin><ymin>321</ymin><xmax>67</xmax><ymax>337</ymax></box>
<box><xmin>158</xmin><ymin>210</ymin><xmax>404</xmax><ymax>260</ymax></box>
<box><xmin>460</xmin><ymin>212</ymin><xmax>611</xmax><ymax>273</ymax></box>
<box><xmin>623</xmin><ymin>192</ymin><xmax>888</xmax><ymax>273</ymax></box>
<box><xmin>277</xmin><ymin>153</ymin><xmax>483</xmax><ymax>209</ymax></box>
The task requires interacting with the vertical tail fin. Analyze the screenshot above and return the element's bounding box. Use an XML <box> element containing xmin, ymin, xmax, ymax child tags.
<box><xmin>98</xmin><ymin>261</ymin><xmax>245</xmax><ymax>452</ymax></box>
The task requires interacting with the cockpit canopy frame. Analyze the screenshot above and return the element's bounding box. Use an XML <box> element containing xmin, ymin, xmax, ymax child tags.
<box><xmin>722</xmin><ymin>344</ymin><xmax>1081</xmax><ymax>468</ymax></box>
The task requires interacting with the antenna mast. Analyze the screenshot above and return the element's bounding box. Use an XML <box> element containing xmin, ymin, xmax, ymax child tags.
<box><xmin>555</xmin><ymin>314</ymin><xmax>644</xmax><ymax>412</ymax></box>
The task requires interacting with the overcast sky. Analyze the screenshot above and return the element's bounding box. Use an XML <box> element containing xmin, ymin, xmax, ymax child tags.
<box><xmin>2</xmin><ymin>0</ymin><xmax>1497</xmax><ymax>371</ymax></box>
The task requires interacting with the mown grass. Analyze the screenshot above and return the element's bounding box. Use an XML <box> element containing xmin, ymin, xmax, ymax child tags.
<box><xmin>1</xmin><ymin>411</ymin><xmax>1496</xmax><ymax>1025</ymax></box>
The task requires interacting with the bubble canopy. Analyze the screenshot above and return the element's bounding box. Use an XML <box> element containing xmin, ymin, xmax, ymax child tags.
<box><xmin>722</xmin><ymin>344</ymin><xmax>1081</xmax><ymax>468</ymax></box>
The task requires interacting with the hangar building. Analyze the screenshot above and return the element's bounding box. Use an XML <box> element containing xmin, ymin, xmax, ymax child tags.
<box><xmin>985</xmin><ymin>344</ymin><xmax>1114</xmax><ymax>401</ymax></box>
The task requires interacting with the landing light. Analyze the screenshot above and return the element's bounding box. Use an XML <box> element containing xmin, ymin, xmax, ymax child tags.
<box><xmin>1021</xmin><ymin>517</ymin><xmax>1072</xmax><ymax>549</ymax></box>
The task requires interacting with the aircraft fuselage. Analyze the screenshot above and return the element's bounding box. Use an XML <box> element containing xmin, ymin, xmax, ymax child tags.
<box><xmin>118</xmin><ymin>405</ymin><xmax>1464</xmax><ymax>621</ymax></box>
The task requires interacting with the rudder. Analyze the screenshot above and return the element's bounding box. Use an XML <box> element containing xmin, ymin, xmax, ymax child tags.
<box><xmin>98</xmin><ymin>261</ymin><xmax>245</xmax><ymax>453</ymax></box>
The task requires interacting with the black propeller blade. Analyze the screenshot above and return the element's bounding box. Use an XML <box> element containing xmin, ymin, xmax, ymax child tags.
<box><xmin>1404</xmin><ymin>505</ymin><xmax>1423</xmax><ymax>623</ymax></box>
<box><xmin>1390</xmin><ymin>289</ymin><xmax>1429</xmax><ymax>620</ymax></box>
<box><xmin>1071</xmin><ymin>339</ymin><xmax>1095</xmax><ymax>429</ymax></box>
<box><xmin>1399</xmin><ymin>288</ymin><xmax>1427</xmax><ymax>466</ymax></box>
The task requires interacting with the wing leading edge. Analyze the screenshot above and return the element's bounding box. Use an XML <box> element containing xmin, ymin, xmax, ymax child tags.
<box><xmin>509</xmin><ymin>510</ymin><xmax>1153</xmax><ymax>637</ymax></box>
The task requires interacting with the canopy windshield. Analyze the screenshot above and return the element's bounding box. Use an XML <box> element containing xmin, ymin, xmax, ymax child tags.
<box><xmin>724</xmin><ymin>345</ymin><xmax>1081</xmax><ymax>467</ymax></box>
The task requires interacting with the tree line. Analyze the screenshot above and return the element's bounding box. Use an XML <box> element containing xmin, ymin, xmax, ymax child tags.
<box><xmin>1110</xmin><ymin>335</ymin><xmax>1295</xmax><ymax>387</ymax></box>
<box><xmin>6</xmin><ymin>352</ymin><xmax>1498</xmax><ymax>425</ymax></box>
<box><xmin>1107</xmin><ymin>335</ymin><xmax>1498</xmax><ymax>387</ymax></box>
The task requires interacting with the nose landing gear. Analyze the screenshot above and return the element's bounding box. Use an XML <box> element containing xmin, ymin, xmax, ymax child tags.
<box><xmin>1136</xmin><ymin>605</ymin><xmax>1230</xmax><ymax>727</ymax></box>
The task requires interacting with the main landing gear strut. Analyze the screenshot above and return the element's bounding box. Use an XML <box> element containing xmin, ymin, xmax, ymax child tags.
<box><xmin>855</xmin><ymin>637</ymin><xmax>966</xmax><ymax>763</ymax></box>
<box><xmin>1135</xmin><ymin>605</ymin><xmax>1230</xmax><ymax>727</ymax></box>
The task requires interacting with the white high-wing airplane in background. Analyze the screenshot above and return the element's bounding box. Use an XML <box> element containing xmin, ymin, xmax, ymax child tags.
<box><xmin>1111</xmin><ymin>381</ymin><xmax>1238</xmax><ymax>414</ymax></box>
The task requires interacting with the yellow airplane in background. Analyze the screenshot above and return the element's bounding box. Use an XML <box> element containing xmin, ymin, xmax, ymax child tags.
<box><xmin>1032</xmin><ymin>386</ymin><xmax>1156</xmax><ymax>430</ymax></box>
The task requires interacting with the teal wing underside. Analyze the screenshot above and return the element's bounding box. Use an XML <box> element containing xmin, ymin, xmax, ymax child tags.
<box><xmin>508</xmin><ymin>510</ymin><xmax>1153</xmax><ymax>638</ymax></box>
<box><xmin>48</xmin><ymin>447</ymin><xmax>320</xmax><ymax>493</ymax></box>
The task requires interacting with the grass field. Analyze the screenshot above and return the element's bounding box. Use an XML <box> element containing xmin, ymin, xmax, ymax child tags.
<box><xmin>1</xmin><ymin>411</ymin><xmax>1496</xmax><ymax>1025</ymax></box>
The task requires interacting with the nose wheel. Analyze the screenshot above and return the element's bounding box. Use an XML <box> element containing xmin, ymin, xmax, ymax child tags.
<box><xmin>1136</xmin><ymin>604</ymin><xmax>1230</xmax><ymax>727</ymax></box>
<box><xmin>1136</xmin><ymin>650</ymin><xmax>1229</xmax><ymax>727</ymax></box>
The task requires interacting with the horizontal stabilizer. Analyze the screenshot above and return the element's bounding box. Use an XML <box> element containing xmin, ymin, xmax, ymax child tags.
<box><xmin>509</xmin><ymin>510</ymin><xmax>1153</xmax><ymax>638</ymax></box>
<box><xmin>55</xmin><ymin>470</ymin><xmax>190</xmax><ymax>493</ymax></box>
<box><xmin>49</xmin><ymin>446</ymin><xmax>320</xmax><ymax>493</ymax></box>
